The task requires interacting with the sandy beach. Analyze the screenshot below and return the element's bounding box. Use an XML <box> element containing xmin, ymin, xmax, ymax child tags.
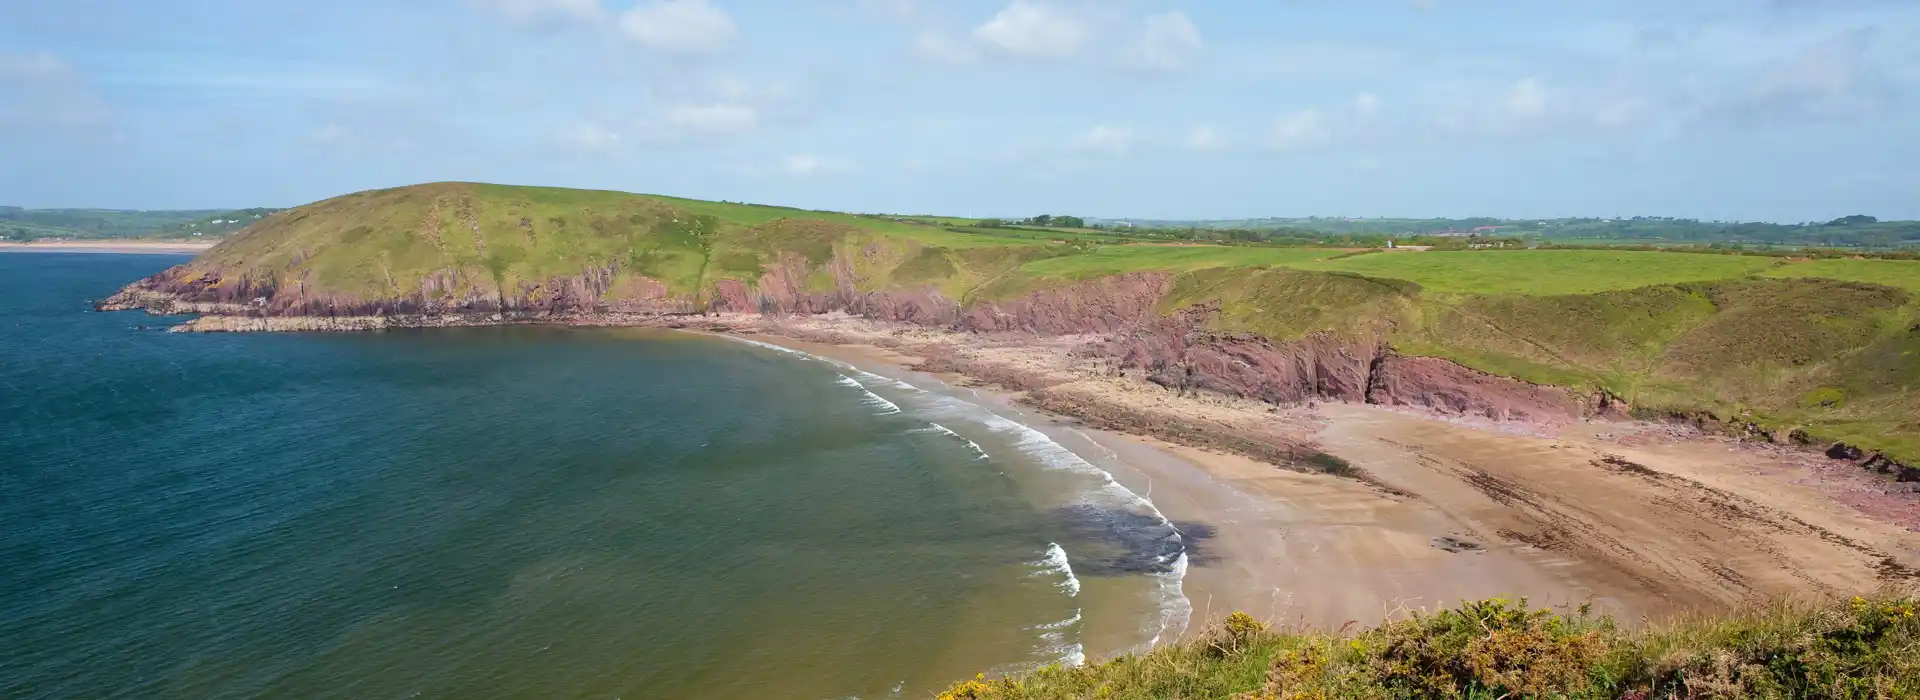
<box><xmin>139</xmin><ymin>305</ymin><xmax>1920</xmax><ymax>634</ymax></box>
<box><xmin>0</xmin><ymin>240</ymin><xmax>215</xmax><ymax>254</ymax></box>
<box><xmin>709</xmin><ymin>316</ymin><xmax>1920</xmax><ymax>635</ymax></box>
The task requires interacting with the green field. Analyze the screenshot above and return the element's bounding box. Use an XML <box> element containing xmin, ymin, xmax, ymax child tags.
<box><xmin>169</xmin><ymin>182</ymin><xmax>1920</xmax><ymax>462</ymax></box>
<box><xmin>1292</xmin><ymin>249</ymin><xmax>1782</xmax><ymax>295</ymax></box>
<box><xmin>1764</xmin><ymin>258</ymin><xmax>1920</xmax><ymax>293</ymax></box>
<box><xmin>1</xmin><ymin>206</ymin><xmax>275</xmax><ymax>241</ymax></box>
<box><xmin>1017</xmin><ymin>245</ymin><xmax>1349</xmax><ymax>278</ymax></box>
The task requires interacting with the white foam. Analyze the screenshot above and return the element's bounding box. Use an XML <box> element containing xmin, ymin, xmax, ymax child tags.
<box><xmin>859</xmin><ymin>389</ymin><xmax>901</xmax><ymax>414</ymax></box>
<box><xmin>1030</xmin><ymin>609</ymin><xmax>1082</xmax><ymax>630</ymax></box>
<box><xmin>727</xmin><ymin>336</ymin><xmax>816</xmax><ymax>358</ymax></box>
<box><xmin>835</xmin><ymin>375</ymin><xmax>863</xmax><ymax>388</ymax></box>
<box><xmin>856</xmin><ymin>369</ymin><xmax>920</xmax><ymax>391</ymax></box>
<box><xmin>918</xmin><ymin>422</ymin><xmax>990</xmax><ymax>460</ymax></box>
<box><xmin>1142</xmin><ymin>552</ymin><xmax>1193</xmax><ymax>649</ymax></box>
<box><xmin>1035</xmin><ymin>542</ymin><xmax>1081</xmax><ymax>598</ymax></box>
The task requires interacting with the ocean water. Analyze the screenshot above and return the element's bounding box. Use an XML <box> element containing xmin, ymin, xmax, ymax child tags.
<box><xmin>0</xmin><ymin>253</ymin><xmax>1187</xmax><ymax>700</ymax></box>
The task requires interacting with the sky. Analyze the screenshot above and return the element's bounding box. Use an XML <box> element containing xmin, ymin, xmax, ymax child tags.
<box><xmin>2</xmin><ymin>0</ymin><xmax>1917</xmax><ymax>221</ymax></box>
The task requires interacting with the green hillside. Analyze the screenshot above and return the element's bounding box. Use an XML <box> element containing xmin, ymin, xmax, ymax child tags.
<box><xmin>153</xmin><ymin>182</ymin><xmax>1920</xmax><ymax>461</ymax></box>
<box><xmin>0</xmin><ymin>206</ymin><xmax>275</xmax><ymax>241</ymax></box>
<box><xmin>182</xmin><ymin>182</ymin><xmax>1056</xmax><ymax>306</ymax></box>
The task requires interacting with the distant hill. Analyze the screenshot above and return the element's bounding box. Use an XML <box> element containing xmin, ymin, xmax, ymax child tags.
<box><xmin>1088</xmin><ymin>216</ymin><xmax>1920</xmax><ymax>249</ymax></box>
<box><xmin>0</xmin><ymin>206</ymin><xmax>280</xmax><ymax>242</ymax></box>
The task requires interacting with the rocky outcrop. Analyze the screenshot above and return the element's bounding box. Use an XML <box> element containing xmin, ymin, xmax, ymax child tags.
<box><xmin>1093</xmin><ymin>304</ymin><xmax>1382</xmax><ymax>404</ymax></box>
<box><xmin>1366</xmin><ymin>355</ymin><xmax>1587</xmax><ymax>425</ymax></box>
<box><xmin>958</xmin><ymin>273</ymin><xmax>1174</xmax><ymax>335</ymax></box>
<box><xmin>1824</xmin><ymin>443</ymin><xmax>1920</xmax><ymax>483</ymax></box>
<box><xmin>102</xmin><ymin>262</ymin><xmax>698</xmax><ymax>318</ymax></box>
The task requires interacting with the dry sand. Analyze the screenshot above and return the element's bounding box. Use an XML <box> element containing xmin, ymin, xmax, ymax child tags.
<box><xmin>0</xmin><ymin>240</ymin><xmax>215</xmax><ymax>254</ymax></box>
<box><xmin>722</xmin><ymin>316</ymin><xmax>1920</xmax><ymax>634</ymax></box>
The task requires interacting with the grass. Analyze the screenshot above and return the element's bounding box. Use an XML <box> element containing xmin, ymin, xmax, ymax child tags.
<box><xmin>938</xmin><ymin>596</ymin><xmax>1920</xmax><ymax>700</ymax></box>
<box><xmin>1293</xmin><ymin>250</ymin><xmax>1782</xmax><ymax>295</ymax></box>
<box><xmin>1764</xmin><ymin>258</ymin><xmax>1920</xmax><ymax>293</ymax></box>
<box><xmin>1019</xmin><ymin>245</ymin><xmax>1348</xmax><ymax>279</ymax></box>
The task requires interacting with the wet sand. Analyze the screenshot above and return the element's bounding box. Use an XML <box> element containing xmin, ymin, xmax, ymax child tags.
<box><xmin>0</xmin><ymin>240</ymin><xmax>215</xmax><ymax>254</ymax></box>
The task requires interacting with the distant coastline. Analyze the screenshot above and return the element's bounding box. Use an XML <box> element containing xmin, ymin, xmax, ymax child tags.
<box><xmin>0</xmin><ymin>240</ymin><xmax>215</xmax><ymax>254</ymax></box>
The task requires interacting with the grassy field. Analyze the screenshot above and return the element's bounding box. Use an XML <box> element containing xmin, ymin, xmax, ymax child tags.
<box><xmin>1018</xmin><ymin>245</ymin><xmax>1349</xmax><ymax>278</ymax></box>
<box><xmin>1291</xmin><ymin>250</ymin><xmax>1782</xmax><ymax>295</ymax></box>
<box><xmin>181</xmin><ymin>182</ymin><xmax>1920</xmax><ymax>461</ymax></box>
<box><xmin>1765</xmin><ymin>258</ymin><xmax>1920</xmax><ymax>293</ymax></box>
<box><xmin>939</xmin><ymin>596</ymin><xmax>1920</xmax><ymax>700</ymax></box>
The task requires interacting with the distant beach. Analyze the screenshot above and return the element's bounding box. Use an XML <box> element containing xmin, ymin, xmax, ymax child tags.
<box><xmin>0</xmin><ymin>240</ymin><xmax>214</xmax><ymax>254</ymax></box>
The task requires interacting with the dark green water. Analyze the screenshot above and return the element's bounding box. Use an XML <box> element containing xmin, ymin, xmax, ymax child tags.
<box><xmin>0</xmin><ymin>254</ymin><xmax>1187</xmax><ymax>699</ymax></box>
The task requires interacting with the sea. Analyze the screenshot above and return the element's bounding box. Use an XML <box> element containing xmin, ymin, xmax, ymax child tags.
<box><xmin>0</xmin><ymin>253</ymin><xmax>1189</xmax><ymax>700</ymax></box>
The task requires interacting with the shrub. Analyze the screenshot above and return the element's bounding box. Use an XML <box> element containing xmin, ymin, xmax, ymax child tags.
<box><xmin>1360</xmin><ymin>598</ymin><xmax>1611</xmax><ymax>698</ymax></box>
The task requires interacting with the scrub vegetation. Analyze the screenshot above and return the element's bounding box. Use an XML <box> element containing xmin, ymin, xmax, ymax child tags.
<box><xmin>937</xmin><ymin>596</ymin><xmax>1920</xmax><ymax>700</ymax></box>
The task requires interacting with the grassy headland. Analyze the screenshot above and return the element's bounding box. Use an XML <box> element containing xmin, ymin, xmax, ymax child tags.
<box><xmin>137</xmin><ymin>182</ymin><xmax>1920</xmax><ymax>461</ymax></box>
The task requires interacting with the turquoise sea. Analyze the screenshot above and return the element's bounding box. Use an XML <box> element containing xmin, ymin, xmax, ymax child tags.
<box><xmin>0</xmin><ymin>253</ymin><xmax>1188</xmax><ymax>699</ymax></box>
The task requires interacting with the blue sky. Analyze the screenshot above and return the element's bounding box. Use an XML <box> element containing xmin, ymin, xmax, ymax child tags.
<box><xmin>2</xmin><ymin>0</ymin><xmax>1917</xmax><ymax>221</ymax></box>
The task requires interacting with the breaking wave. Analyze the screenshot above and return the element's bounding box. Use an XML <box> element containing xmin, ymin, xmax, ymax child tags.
<box><xmin>720</xmin><ymin>334</ymin><xmax>1192</xmax><ymax>654</ymax></box>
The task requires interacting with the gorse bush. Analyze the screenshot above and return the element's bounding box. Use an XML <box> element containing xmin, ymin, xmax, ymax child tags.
<box><xmin>936</xmin><ymin>595</ymin><xmax>1920</xmax><ymax>700</ymax></box>
<box><xmin>1355</xmin><ymin>598</ymin><xmax>1613</xmax><ymax>698</ymax></box>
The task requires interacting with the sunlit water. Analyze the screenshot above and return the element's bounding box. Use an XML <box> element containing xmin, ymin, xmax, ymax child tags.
<box><xmin>0</xmin><ymin>253</ymin><xmax>1187</xmax><ymax>700</ymax></box>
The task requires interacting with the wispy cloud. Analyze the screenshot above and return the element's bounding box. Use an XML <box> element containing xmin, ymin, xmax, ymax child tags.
<box><xmin>619</xmin><ymin>0</ymin><xmax>738</xmax><ymax>54</ymax></box>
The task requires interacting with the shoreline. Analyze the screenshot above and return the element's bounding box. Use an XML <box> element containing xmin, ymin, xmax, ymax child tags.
<box><xmin>702</xmin><ymin>328</ymin><xmax>1624</xmax><ymax>631</ymax></box>
<box><xmin>691</xmin><ymin>319</ymin><xmax>1920</xmax><ymax>625</ymax></box>
<box><xmin>105</xmin><ymin>305</ymin><xmax>1920</xmax><ymax>633</ymax></box>
<box><xmin>0</xmin><ymin>240</ymin><xmax>216</xmax><ymax>254</ymax></box>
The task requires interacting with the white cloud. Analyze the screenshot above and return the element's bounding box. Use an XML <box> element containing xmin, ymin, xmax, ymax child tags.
<box><xmin>307</xmin><ymin>122</ymin><xmax>420</xmax><ymax>154</ymax></box>
<box><xmin>619</xmin><ymin>0</ymin><xmax>737</xmax><ymax>55</ymax></box>
<box><xmin>664</xmin><ymin>103</ymin><xmax>758</xmax><ymax>133</ymax></box>
<box><xmin>1355</xmin><ymin>92</ymin><xmax>1382</xmax><ymax>117</ymax></box>
<box><xmin>1074</xmin><ymin>124</ymin><xmax>1136</xmax><ymax>155</ymax></box>
<box><xmin>1702</xmin><ymin>28</ymin><xmax>1895</xmax><ymax>126</ymax></box>
<box><xmin>0</xmin><ymin>53</ymin><xmax>72</xmax><ymax>82</ymax></box>
<box><xmin>1185</xmin><ymin>124</ymin><xmax>1225</xmax><ymax>151</ymax></box>
<box><xmin>310</xmin><ymin>124</ymin><xmax>350</xmax><ymax>146</ymax></box>
<box><xmin>1122</xmin><ymin>11</ymin><xmax>1203</xmax><ymax>72</ymax></box>
<box><xmin>1270</xmin><ymin>109</ymin><xmax>1330</xmax><ymax>150</ymax></box>
<box><xmin>469</xmin><ymin>0</ymin><xmax>602</xmax><ymax>25</ymax></box>
<box><xmin>859</xmin><ymin>0</ymin><xmax>920</xmax><ymax>21</ymax></box>
<box><xmin>1505</xmin><ymin>78</ymin><xmax>1550</xmax><ymax>118</ymax></box>
<box><xmin>784</xmin><ymin>153</ymin><xmax>858</xmax><ymax>176</ymax></box>
<box><xmin>913</xmin><ymin>31</ymin><xmax>982</xmax><ymax>66</ymax></box>
<box><xmin>974</xmin><ymin>1</ymin><xmax>1091</xmax><ymax>59</ymax></box>
<box><xmin>0</xmin><ymin>52</ymin><xmax>111</xmax><ymax>131</ymax></box>
<box><xmin>556</xmin><ymin>121</ymin><xmax>625</xmax><ymax>153</ymax></box>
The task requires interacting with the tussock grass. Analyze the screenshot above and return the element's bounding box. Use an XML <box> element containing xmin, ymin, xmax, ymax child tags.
<box><xmin>938</xmin><ymin>596</ymin><xmax>1920</xmax><ymax>700</ymax></box>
